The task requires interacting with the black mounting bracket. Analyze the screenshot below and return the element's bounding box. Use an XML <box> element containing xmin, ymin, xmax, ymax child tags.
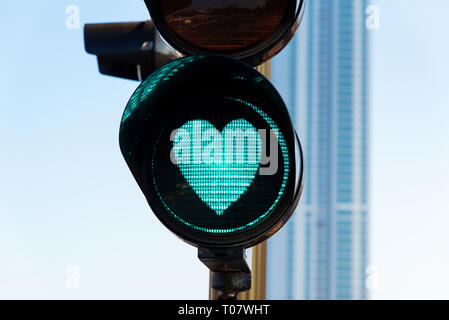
<box><xmin>198</xmin><ymin>247</ymin><xmax>251</xmax><ymax>300</ymax></box>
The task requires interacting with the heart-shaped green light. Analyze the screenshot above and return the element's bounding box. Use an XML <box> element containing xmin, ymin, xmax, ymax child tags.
<box><xmin>172</xmin><ymin>119</ymin><xmax>261</xmax><ymax>215</ymax></box>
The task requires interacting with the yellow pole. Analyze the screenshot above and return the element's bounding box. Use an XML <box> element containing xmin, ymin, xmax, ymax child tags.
<box><xmin>244</xmin><ymin>241</ymin><xmax>268</xmax><ymax>300</ymax></box>
<box><xmin>208</xmin><ymin>61</ymin><xmax>271</xmax><ymax>301</ymax></box>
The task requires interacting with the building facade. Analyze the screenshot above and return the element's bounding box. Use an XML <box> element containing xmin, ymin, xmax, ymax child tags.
<box><xmin>266</xmin><ymin>0</ymin><xmax>370</xmax><ymax>300</ymax></box>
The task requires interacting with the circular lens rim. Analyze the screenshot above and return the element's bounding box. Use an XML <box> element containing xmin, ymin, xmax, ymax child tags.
<box><xmin>144</xmin><ymin>0</ymin><xmax>306</xmax><ymax>66</ymax></box>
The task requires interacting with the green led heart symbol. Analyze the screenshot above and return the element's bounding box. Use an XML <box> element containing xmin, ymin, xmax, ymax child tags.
<box><xmin>172</xmin><ymin>119</ymin><xmax>262</xmax><ymax>215</ymax></box>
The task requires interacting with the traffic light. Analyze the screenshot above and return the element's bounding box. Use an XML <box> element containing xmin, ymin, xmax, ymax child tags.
<box><xmin>84</xmin><ymin>0</ymin><xmax>306</xmax><ymax>299</ymax></box>
<box><xmin>144</xmin><ymin>0</ymin><xmax>305</xmax><ymax>66</ymax></box>
<box><xmin>119</xmin><ymin>55</ymin><xmax>303</xmax><ymax>248</ymax></box>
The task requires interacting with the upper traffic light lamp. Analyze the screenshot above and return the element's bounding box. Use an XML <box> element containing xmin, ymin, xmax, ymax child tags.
<box><xmin>144</xmin><ymin>0</ymin><xmax>305</xmax><ymax>66</ymax></box>
<box><xmin>84</xmin><ymin>1</ymin><xmax>305</xmax><ymax>81</ymax></box>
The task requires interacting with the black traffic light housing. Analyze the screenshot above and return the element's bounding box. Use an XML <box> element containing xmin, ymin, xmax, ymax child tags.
<box><xmin>119</xmin><ymin>55</ymin><xmax>304</xmax><ymax>248</ymax></box>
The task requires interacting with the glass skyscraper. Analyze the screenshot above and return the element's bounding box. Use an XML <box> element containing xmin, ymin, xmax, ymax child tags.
<box><xmin>266</xmin><ymin>0</ymin><xmax>369</xmax><ymax>300</ymax></box>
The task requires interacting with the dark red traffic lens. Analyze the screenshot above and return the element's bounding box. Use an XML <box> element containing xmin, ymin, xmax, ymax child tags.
<box><xmin>155</xmin><ymin>0</ymin><xmax>295</xmax><ymax>53</ymax></box>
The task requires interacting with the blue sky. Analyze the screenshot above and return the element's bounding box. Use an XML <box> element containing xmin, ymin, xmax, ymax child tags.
<box><xmin>0</xmin><ymin>0</ymin><xmax>448</xmax><ymax>299</ymax></box>
<box><xmin>370</xmin><ymin>0</ymin><xmax>449</xmax><ymax>299</ymax></box>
